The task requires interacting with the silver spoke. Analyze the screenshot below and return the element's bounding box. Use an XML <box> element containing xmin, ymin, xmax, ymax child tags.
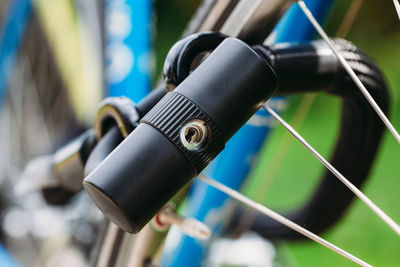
<box><xmin>296</xmin><ymin>0</ymin><xmax>400</xmax><ymax>144</ymax></box>
<box><xmin>263</xmin><ymin>104</ymin><xmax>400</xmax><ymax>236</ymax></box>
<box><xmin>197</xmin><ymin>174</ymin><xmax>372</xmax><ymax>267</ymax></box>
<box><xmin>394</xmin><ymin>0</ymin><xmax>400</xmax><ymax>21</ymax></box>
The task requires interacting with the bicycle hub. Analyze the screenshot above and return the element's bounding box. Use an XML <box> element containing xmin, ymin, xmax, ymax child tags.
<box><xmin>83</xmin><ymin>37</ymin><xmax>277</xmax><ymax>233</ymax></box>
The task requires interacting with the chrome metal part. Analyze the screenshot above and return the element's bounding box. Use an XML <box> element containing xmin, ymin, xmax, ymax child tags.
<box><xmin>180</xmin><ymin>119</ymin><xmax>209</xmax><ymax>151</ymax></box>
<box><xmin>156</xmin><ymin>205</ymin><xmax>211</xmax><ymax>240</ymax></box>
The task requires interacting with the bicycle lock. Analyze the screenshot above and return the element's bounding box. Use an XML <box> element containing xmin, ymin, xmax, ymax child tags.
<box><xmin>83</xmin><ymin>37</ymin><xmax>277</xmax><ymax>233</ymax></box>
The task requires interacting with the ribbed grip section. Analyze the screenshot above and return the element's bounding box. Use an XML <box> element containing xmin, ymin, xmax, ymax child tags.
<box><xmin>141</xmin><ymin>92</ymin><xmax>224</xmax><ymax>174</ymax></box>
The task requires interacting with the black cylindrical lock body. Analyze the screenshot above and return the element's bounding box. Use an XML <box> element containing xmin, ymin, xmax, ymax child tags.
<box><xmin>84</xmin><ymin>38</ymin><xmax>277</xmax><ymax>233</ymax></box>
<box><xmin>174</xmin><ymin>38</ymin><xmax>277</xmax><ymax>142</ymax></box>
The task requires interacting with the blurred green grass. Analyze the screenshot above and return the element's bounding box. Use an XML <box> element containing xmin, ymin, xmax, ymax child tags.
<box><xmin>155</xmin><ymin>0</ymin><xmax>400</xmax><ymax>265</ymax></box>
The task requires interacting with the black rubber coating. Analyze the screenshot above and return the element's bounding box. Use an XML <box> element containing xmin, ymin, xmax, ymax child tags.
<box><xmin>163</xmin><ymin>32</ymin><xmax>228</xmax><ymax>85</ymax></box>
<box><xmin>229</xmin><ymin>39</ymin><xmax>390</xmax><ymax>240</ymax></box>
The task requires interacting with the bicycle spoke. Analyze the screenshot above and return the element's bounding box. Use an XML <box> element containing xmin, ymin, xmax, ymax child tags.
<box><xmin>296</xmin><ymin>0</ymin><xmax>400</xmax><ymax>145</ymax></box>
<box><xmin>197</xmin><ymin>174</ymin><xmax>372</xmax><ymax>267</ymax></box>
<box><xmin>263</xmin><ymin>104</ymin><xmax>400</xmax><ymax>236</ymax></box>
<box><xmin>256</xmin><ymin>94</ymin><xmax>316</xmax><ymax>202</ymax></box>
<box><xmin>236</xmin><ymin>0</ymin><xmax>366</xmax><ymax>232</ymax></box>
<box><xmin>394</xmin><ymin>0</ymin><xmax>400</xmax><ymax>21</ymax></box>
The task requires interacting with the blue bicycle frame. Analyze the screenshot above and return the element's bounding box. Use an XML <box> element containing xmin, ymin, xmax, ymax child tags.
<box><xmin>105</xmin><ymin>0</ymin><xmax>151</xmax><ymax>102</ymax></box>
<box><xmin>0</xmin><ymin>0</ymin><xmax>31</xmax><ymax>106</ymax></box>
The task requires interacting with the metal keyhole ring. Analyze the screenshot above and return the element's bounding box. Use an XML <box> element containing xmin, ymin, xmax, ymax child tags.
<box><xmin>180</xmin><ymin>119</ymin><xmax>209</xmax><ymax>151</ymax></box>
